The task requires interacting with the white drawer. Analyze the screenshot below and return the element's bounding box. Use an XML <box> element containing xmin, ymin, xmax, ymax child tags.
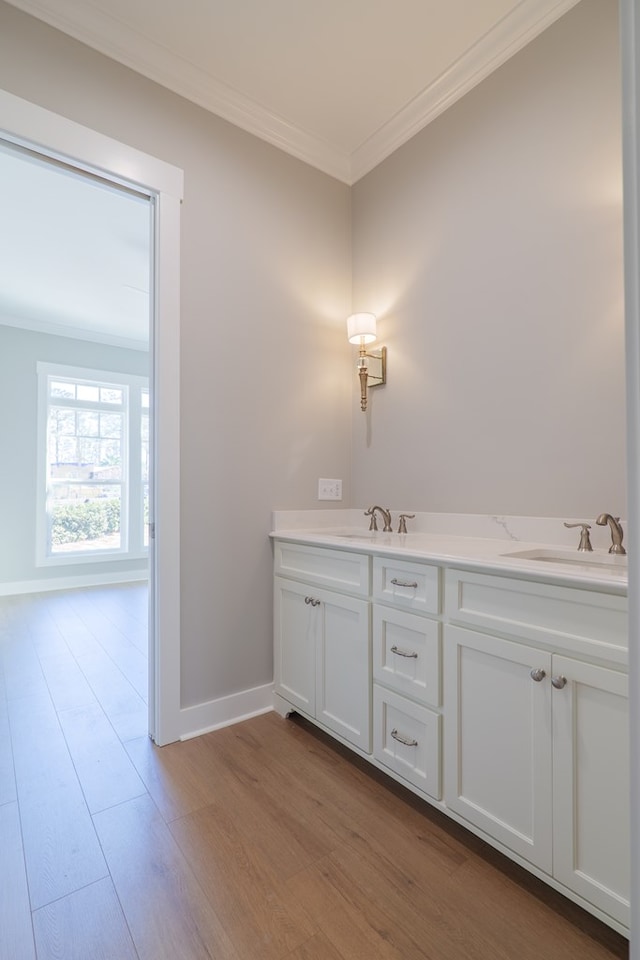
<box><xmin>274</xmin><ymin>541</ymin><xmax>370</xmax><ymax>597</ymax></box>
<box><xmin>445</xmin><ymin>569</ymin><xmax>628</xmax><ymax>664</ymax></box>
<box><xmin>373</xmin><ymin>604</ymin><xmax>440</xmax><ymax>706</ymax></box>
<box><xmin>373</xmin><ymin>556</ymin><xmax>440</xmax><ymax>614</ymax></box>
<box><xmin>373</xmin><ymin>685</ymin><xmax>441</xmax><ymax>799</ymax></box>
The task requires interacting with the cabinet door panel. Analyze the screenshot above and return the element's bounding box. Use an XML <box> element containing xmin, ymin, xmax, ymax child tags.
<box><xmin>552</xmin><ymin>657</ymin><xmax>629</xmax><ymax>927</ymax></box>
<box><xmin>444</xmin><ymin>570</ymin><xmax>627</xmax><ymax>665</ymax></box>
<box><xmin>444</xmin><ymin>625</ymin><xmax>552</xmax><ymax>872</ymax></box>
<box><xmin>274</xmin><ymin>542</ymin><xmax>370</xmax><ymax>596</ymax></box>
<box><xmin>274</xmin><ymin>577</ymin><xmax>316</xmax><ymax>715</ymax></box>
<box><xmin>373</xmin><ymin>685</ymin><xmax>441</xmax><ymax>799</ymax></box>
<box><xmin>373</xmin><ymin>604</ymin><xmax>440</xmax><ymax>706</ymax></box>
<box><xmin>373</xmin><ymin>557</ymin><xmax>440</xmax><ymax>614</ymax></box>
<box><xmin>316</xmin><ymin>589</ymin><xmax>371</xmax><ymax>752</ymax></box>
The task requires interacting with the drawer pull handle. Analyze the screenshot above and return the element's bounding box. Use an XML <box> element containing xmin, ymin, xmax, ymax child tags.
<box><xmin>391</xmin><ymin>645</ymin><xmax>418</xmax><ymax>659</ymax></box>
<box><xmin>551</xmin><ymin>675</ymin><xmax>567</xmax><ymax>689</ymax></box>
<box><xmin>390</xmin><ymin>728</ymin><xmax>418</xmax><ymax>747</ymax></box>
<box><xmin>304</xmin><ymin>596</ymin><xmax>321</xmax><ymax>607</ymax></box>
<box><xmin>390</xmin><ymin>578</ymin><xmax>419</xmax><ymax>589</ymax></box>
<box><xmin>530</xmin><ymin>668</ymin><xmax>546</xmax><ymax>682</ymax></box>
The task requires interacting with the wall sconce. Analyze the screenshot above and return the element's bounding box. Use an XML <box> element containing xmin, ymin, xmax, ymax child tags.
<box><xmin>347</xmin><ymin>312</ymin><xmax>387</xmax><ymax>412</ymax></box>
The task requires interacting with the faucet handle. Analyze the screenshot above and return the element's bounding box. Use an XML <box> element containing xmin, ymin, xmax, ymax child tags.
<box><xmin>563</xmin><ymin>521</ymin><xmax>593</xmax><ymax>552</ymax></box>
<box><xmin>364</xmin><ymin>508</ymin><xmax>378</xmax><ymax>531</ymax></box>
<box><xmin>398</xmin><ymin>514</ymin><xmax>415</xmax><ymax>534</ymax></box>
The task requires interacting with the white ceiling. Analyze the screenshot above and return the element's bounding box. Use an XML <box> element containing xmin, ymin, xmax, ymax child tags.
<box><xmin>6</xmin><ymin>0</ymin><xmax>581</xmax><ymax>183</ymax></box>
<box><xmin>0</xmin><ymin>142</ymin><xmax>151</xmax><ymax>348</ymax></box>
<box><xmin>0</xmin><ymin>0</ymin><xmax>581</xmax><ymax>346</ymax></box>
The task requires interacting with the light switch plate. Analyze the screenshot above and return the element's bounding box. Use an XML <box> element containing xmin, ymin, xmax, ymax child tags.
<box><xmin>318</xmin><ymin>478</ymin><xmax>342</xmax><ymax>500</ymax></box>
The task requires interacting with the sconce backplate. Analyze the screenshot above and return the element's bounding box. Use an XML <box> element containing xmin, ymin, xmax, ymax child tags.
<box><xmin>366</xmin><ymin>345</ymin><xmax>387</xmax><ymax>388</ymax></box>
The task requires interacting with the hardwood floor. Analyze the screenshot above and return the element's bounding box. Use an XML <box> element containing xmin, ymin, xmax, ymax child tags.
<box><xmin>0</xmin><ymin>586</ymin><xmax>630</xmax><ymax>960</ymax></box>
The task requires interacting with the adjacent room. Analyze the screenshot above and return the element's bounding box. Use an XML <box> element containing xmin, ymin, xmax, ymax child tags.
<box><xmin>0</xmin><ymin>137</ymin><xmax>152</xmax><ymax>728</ymax></box>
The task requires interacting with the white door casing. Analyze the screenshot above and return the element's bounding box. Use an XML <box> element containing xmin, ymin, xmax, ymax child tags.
<box><xmin>621</xmin><ymin>0</ymin><xmax>640</xmax><ymax>953</ymax></box>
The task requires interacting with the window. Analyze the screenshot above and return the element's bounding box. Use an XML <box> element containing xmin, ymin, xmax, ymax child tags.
<box><xmin>37</xmin><ymin>363</ymin><xmax>149</xmax><ymax>564</ymax></box>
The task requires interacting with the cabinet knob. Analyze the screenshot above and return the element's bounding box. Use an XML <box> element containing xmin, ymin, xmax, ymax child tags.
<box><xmin>304</xmin><ymin>596</ymin><xmax>321</xmax><ymax>606</ymax></box>
<box><xmin>530</xmin><ymin>668</ymin><xmax>546</xmax><ymax>682</ymax></box>
<box><xmin>551</xmin><ymin>675</ymin><xmax>567</xmax><ymax>689</ymax></box>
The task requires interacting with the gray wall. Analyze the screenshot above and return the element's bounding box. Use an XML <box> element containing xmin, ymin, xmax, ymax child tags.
<box><xmin>0</xmin><ymin>1</ymin><xmax>352</xmax><ymax>709</ymax></box>
<box><xmin>351</xmin><ymin>0</ymin><xmax>625</xmax><ymax>520</ymax></box>
<box><xmin>0</xmin><ymin>324</ymin><xmax>149</xmax><ymax>584</ymax></box>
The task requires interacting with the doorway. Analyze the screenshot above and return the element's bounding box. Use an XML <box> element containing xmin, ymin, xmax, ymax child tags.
<box><xmin>0</xmin><ymin>88</ymin><xmax>183</xmax><ymax>744</ymax></box>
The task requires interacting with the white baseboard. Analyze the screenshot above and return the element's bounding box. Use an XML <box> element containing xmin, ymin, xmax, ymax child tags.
<box><xmin>179</xmin><ymin>682</ymin><xmax>275</xmax><ymax>740</ymax></box>
<box><xmin>0</xmin><ymin>568</ymin><xmax>148</xmax><ymax>596</ymax></box>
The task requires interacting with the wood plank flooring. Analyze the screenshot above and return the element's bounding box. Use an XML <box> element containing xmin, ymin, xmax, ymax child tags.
<box><xmin>0</xmin><ymin>585</ymin><xmax>630</xmax><ymax>960</ymax></box>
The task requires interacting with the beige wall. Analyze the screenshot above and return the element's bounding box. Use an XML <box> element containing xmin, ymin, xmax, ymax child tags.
<box><xmin>351</xmin><ymin>0</ymin><xmax>624</xmax><ymax>520</ymax></box>
<box><xmin>0</xmin><ymin>2</ymin><xmax>352</xmax><ymax>708</ymax></box>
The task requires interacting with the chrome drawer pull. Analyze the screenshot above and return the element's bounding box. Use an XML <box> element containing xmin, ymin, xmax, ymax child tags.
<box><xmin>530</xmin><ymin>668</ymin><xmax>546</xmax><ymax>682</ymax></box>
<box><xmin>390</xmin><ymin>578</ymin><xmax>418</xmax><ymax>589</ymax></box>
<box><xmin>390</xmin><ymin>645</ymin><xmax>418</xmax><ymax>659</ymax></box>
<box><xmin>551</xmin><ymin>675</ymin><xmax>567</xmax><ymax>689</ymax></box>
<box><xmin>390</xmin><ymin>728</ymin><xmax>418</xmax><ymax>747</ymax></box>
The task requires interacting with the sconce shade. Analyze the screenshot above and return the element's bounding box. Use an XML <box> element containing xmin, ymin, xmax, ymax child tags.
<box><xmin>347</xmin><ymin>312</ymin><xmax>377</xmax><ymax>344</ymax></box>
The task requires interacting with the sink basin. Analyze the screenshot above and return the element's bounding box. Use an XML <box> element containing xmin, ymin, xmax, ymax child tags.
<box><xmin>502</xmin><ymin>548</ymin><xmax>627</xmax><ymax>572</ymax></box>
<box><xmin>333</xmin><ymin>532</ymin><xmax>379</xmax><ymax>540</ymax></box>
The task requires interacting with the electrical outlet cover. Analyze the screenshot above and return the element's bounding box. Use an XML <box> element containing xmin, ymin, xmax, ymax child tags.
<box><xmin>318</xmin><ymin>478</ymin><xmax>342</xmax><ymax>500</ymax></box>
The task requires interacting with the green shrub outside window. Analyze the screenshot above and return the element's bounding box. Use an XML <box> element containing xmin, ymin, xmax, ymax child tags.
<box><xmin>51</xmin><ymin>499</ymin><xmax>121</xmax><ymax>545</ymax></box>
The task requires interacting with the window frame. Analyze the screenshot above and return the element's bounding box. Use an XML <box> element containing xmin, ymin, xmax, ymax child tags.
<box><xmin>36</xmin><ymin>361</ymin><xmax>149</xmax><ymax>566</ymax></box>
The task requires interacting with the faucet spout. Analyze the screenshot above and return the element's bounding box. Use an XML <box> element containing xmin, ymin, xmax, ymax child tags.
<box><xmin>364</xmin><ymin>505</ymin><xmax>393</xmax><ymax>533</ymax></box>
<box><xmin>596</xmin><ymin>513</ymin><xmax>626</xmax><ymax>555</ymax></box>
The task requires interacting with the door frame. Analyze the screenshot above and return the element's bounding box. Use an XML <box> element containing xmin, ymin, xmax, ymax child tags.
<box><xmin>621</xmin><ymin>1</ymin><xmax>640</xmax><ymax>954</ymax></box>
<box><xmin>0</xmin><ymin>88</ymin><xmax>183</xmax><ymax>745</ymax></box>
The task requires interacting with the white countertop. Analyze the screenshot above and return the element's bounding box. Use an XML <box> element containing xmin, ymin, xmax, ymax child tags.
<box><xmin>270</xmin><ymin>526</ymin><xmax>628</xmax><ymax>595</ymax></box>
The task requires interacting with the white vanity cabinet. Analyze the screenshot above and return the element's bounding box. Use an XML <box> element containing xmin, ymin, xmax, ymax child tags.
<box><xmin>272</xmin><ymin>537</ymin><xmax>630</xmax><ymax>934</ymax></box>
<box><xmin>273</xmin><ymin>541</ymin><xmax>371</xmax><ymax>752</ymax></box>
<box><xmin>443</xmin><ymin>569</ymin><xmax>629</xmax><ymax>929</ymax></box>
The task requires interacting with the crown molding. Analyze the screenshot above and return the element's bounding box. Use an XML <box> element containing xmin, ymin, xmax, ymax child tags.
<box><xmin>350</xmin><ymin>0</ymin><xmax>583</xmax><ymax>182</ymax></box>
<box><xmin>0</xmin><ymin>313</ymin><xmax>149</xmax><ymax>350</ymax></box>
<box><xmin>5</xmin><ymin>0</ymin><xmax>582</xmax><ymax>186</ymax></box>
<box><xmin>4</xmin><ymin>0</ymin><xmax>352</xmax><ymax>182</ymax></box>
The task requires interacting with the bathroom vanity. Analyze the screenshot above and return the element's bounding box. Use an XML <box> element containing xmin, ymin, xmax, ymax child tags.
<box><xmin>271</xmin><ymin>517</ymin><xmax>629</xmax><ymax>935</ymax></box>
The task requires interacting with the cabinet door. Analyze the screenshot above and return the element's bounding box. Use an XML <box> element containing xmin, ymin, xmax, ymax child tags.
<box><xmin>444</xmin><ymin>625</ymin><xmax>553</xmax><ymax>872</ymax></box>
<box><xmin>316</xmin><ymin>587</ymin><xmax>371</xmax><ymax>752</ymax></box>
<box><xmin>552</xmin><ymin>657</ymin><xmax>629</xmax><ymax>927</ymax></box>
<box><xmin>274</xmin><ymin>577</ymin><xmax>317</xmax><ymax>716</ymax></box>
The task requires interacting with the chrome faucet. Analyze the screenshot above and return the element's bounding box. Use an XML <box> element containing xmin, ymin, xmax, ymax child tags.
<box><xmin>364</xmin><ymin>505</ymin><xmax>392</xmax><ymax>533</ymax></box>
<box><xmin>596</xmin><ymin>513</ymin><xmax>626</xmax><ymax>555</ymax></box>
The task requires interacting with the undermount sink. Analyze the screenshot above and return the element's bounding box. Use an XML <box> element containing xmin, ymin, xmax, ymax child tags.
<box><xmin>502</xmin><ymin>548</ymin><xmax>627</xmax><ymax>572</ymax></box>
<box><xmin>333</xmin><ymin>531</ymin><xmax>379</xmax><ymax>539</ymax></box>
